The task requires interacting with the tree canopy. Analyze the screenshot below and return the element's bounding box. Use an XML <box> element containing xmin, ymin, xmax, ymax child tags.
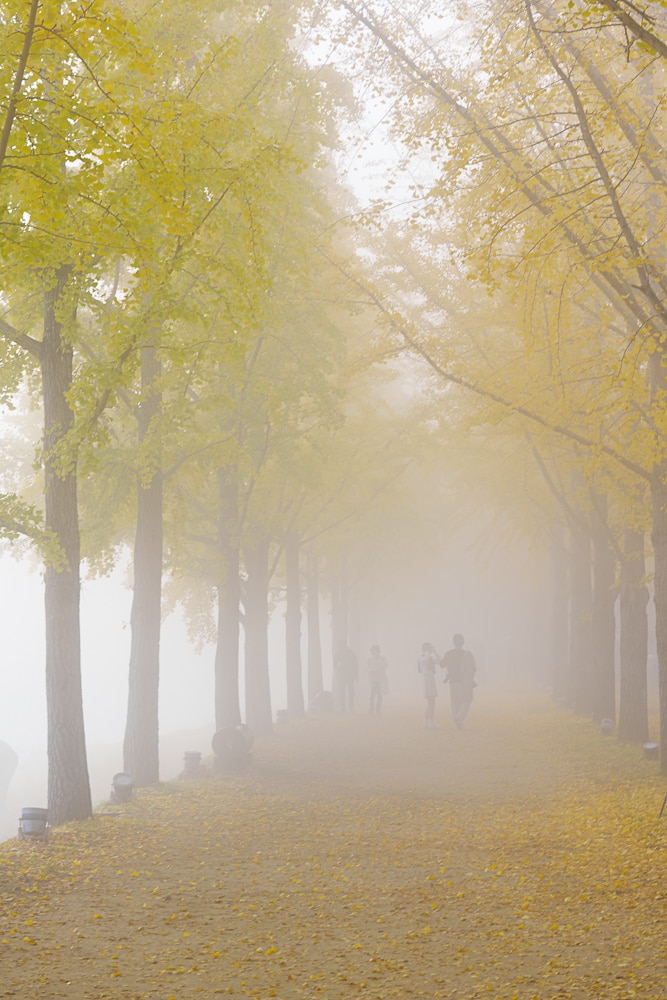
<box><xmin>4</xmin><ymin>0</ymin><xmax>667</xmax><ymax>817</ymax></box>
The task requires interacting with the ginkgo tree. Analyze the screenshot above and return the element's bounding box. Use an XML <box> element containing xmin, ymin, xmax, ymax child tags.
<box><xmin>0</xmin><ymin>0</ymin><xmax>172</xmax><ymax>825</ymax></box>
<box><xmin>159</xmin><ymin>207</ymin><xmax>359</xmax><ymax>737</ymax></box>
<box><xmin>388</xmin><ymin>220</ymin><xmax>652</xmax><ymax>730</ymax></box>
<box><xmin>115</xmin><ymin>0</ymin><xmax>346</xmax><ymax>783</ymax></box>
<box><xmin>328</xmin><ymin>0</ymin><xmax>667</xmax><ymax>759</ymax></box>
<box><xmin>0</xmin><ymin>0</ymin><xmax>345</xmax><ymax>821</ymax></box>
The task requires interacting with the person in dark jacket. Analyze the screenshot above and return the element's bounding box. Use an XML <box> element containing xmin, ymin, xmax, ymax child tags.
<box><xmin>441</xmin><ymin>634</ymin><xmax>476</xmax><ymax>729</ymax></box>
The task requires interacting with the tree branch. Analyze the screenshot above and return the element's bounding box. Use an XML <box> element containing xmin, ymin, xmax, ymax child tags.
<box><xmin>0</xmin><ymin>0</ymin><xmax>40</xmax><ymax>172</ymax></box>
<box><xmin>338</xmin><ymin>0</ymin><xmax>657</xmax><ymax>334</ymax></box>
<box><xmin>0</xmin><ymin>315</ymin><xmax>42</xmax><ymax>359</ymax></box>
<box><xmin>322</xmin><ymin>249</ymin><xmax>651</xmax><ymax>483</ymax></box>
<box><xmin>593</xmin><ymin>0</ymin><xmax>667</xmax><ymax>61</ymax></box>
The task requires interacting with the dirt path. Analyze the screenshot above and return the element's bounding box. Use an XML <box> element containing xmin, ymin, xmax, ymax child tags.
<box><xmin>1</xmin><ymin>693</ymin><xmax>666</xmax><ymax>999</ymax></box>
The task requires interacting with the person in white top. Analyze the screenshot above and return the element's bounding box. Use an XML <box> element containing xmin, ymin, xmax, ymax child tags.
<box><xmin>417</xmin><ymin>642</ymin><xmax>440</xmax><ymax>729</ymax></box>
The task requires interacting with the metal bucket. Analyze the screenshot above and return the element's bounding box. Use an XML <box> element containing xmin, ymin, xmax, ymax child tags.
<box><xmin>111</xmin><ymin>772</ymin><xmax>134</xmax><ymax>802</ymax></box>
<box><xmin>19</xmin><ymin>807</ymin><xmax>48</xmax><ymax>840</ymax></box>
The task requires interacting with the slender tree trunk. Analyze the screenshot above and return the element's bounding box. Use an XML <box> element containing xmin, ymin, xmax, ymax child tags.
<box><xmin>285</xmin><ymin>533</ymin><xmax>305</xmax><ymax>717</ymax></box>
<box><xmin>618</xmin><ymin>528</ymin><xmax>649</xmax><ymax>742</ymax></box>
<box><xmin>43</xmin><ymin>271</ymin><xmax>92</xmax><ymax>826</ymax></box>
<box><xmin>652</xmin><ymin>466</ymin><xmax>667</xmax><ymax>772</ymax></box>
<box><xmin>650</xmin><ymin>350</ymin><xmax>667</xmax><ymax>773</ymax></box>
<box><xmin>330</xmin><ymin>548</ymin><xmax>349</xmax><ymax>647</ymax></box>
<box><xmin>123</xmin><ymin>344</ymin><xmax>162</xmax><ymax>786</ymax></box>
<box><xmin>348</xmin><ymin>578</ymin><xmax>363</xmax><ymax>660</ymax></box>
<box><xmin>591</xmin><ymin>494</ymin><xmax>616</xmax><ymax>723</ymax></box>
<box><xmin>306</xmin><ymin>551</ymin><xmax>323</xmax><ymax>706</ymax></box>
<box><xmin>214</xmin><ymin>468</ymin><xmax>241</xmax><ymax>730</ymax></box>
<box><xmin>244</xmin><ymin>537</ymin><xmax>273</xmax><ymax>735</ymax></box>
<box><xmin>569</xmin><ymin>513</ymin><xmax>594</xmax><ymax>715</ymax></box>
<box><xmin>550</xmin><ymin>522</ymin><xmax>569</xmax><ymax>702</ymax></box>
<box><xmin>0</xmin><ymin>0</ymin><xmax>40</xmax><ymax>173</ymax></box>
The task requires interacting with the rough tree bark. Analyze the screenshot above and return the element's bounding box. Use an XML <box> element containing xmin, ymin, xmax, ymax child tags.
<box><xmin>43</xmin><ymin>271</ymin><xmax>92</xmax><ymax>825</ymax></box>
<box><xmin>123</xmin><ymin>344</ymin><xmax>162</xmax><ymax>786</ymax></box>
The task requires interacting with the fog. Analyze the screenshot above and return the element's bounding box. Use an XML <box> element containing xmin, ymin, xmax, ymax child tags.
<box><xmin>0</xmin><ymin>519</ymin><xmax>554</xmax><ymax>843</ymax></box>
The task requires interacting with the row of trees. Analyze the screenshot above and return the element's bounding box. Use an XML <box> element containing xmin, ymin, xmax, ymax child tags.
<box><xmin>5</xmin><ymin>0</ymin><xmax>667</xmax><ymax>826</ymax></box>
<box><xmin>0</xmin><ymin>0</ymin><xmax>434</xmax><ymax>824</ymax></box>
<box><xmin>324</xmin><ymin>0</ymin><xmax>667</xmax><ymax>763</ymax></box>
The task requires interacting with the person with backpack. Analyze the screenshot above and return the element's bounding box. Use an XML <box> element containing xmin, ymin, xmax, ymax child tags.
<box><xmin>441</xmin><ymin>634</ymin><xmax>477</xmax><ymax>730</ymax></box>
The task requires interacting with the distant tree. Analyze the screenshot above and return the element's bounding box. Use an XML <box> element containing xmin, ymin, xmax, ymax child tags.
<box><xmin>332</xmin><ymin>0</ymin><xmax>667</xmax><ymax>757</ymax></box>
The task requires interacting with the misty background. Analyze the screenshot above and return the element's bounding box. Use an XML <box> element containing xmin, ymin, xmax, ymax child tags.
<box><xmin>0</xmin><ymin>521</ymin><xmax>566</xmax><ymax>843</ymax></box>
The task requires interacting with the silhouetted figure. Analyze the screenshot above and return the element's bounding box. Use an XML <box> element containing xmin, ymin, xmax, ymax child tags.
<box><xmin>333</xmin><ymin>639</ymin><xmax>358</xmax><ymax>712</ymax></box>
<box><xmin>367</xmin><ymin>645</ymin><xmax>387</xmax><ymax>715</ymax></box>
<box><xmin>418</xmin><ymin>642</ymin><xmax>439</xmax><ymax>729</ymax></box>
<box><xmin>441</xmin><ymin>634</ymin><xmax>477</xmax><ymax>729</ymax></box>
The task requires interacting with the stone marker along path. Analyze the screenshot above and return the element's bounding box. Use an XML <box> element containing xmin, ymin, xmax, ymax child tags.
<box><xmin>0</xmin><ymin>692</ymin><xmax>665</xmax><ymax>999</ymax></box>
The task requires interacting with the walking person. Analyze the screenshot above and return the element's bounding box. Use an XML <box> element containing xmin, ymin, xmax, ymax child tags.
<box><xmin>367</xmin><ymin>645</ymin><xmax>388</xmax><ymax>715</ymax></box>
<box><xmin>333</xmin><ymin>639</ymin><xmax>359</xmax><ymax>712</ymax></box>
<box><xmin>441</xmin><ymin>634</ymin><xmax>477</xmax><ymax>729</ymax></box>
<box><xmin>418</xmin><ymin>641</ymin><xmax>440</xmax><ymax>729</ymax></box>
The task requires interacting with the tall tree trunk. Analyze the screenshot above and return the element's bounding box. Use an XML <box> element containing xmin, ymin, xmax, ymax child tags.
<box><xmin>285</xmin><ymin>533</ymin><xmax>305</xmax><ymax>717</ymax></box>
<box><xmin>306</xmin><ymin>551</ymin><xmax>323</xmax><ymax>706</ymax></box>
<box><xmin>618</xmin><ymin>528</ymin><xmax>649</xmax><ymax>742</ymax></box>
<box><xmin>569</xmin><ymin>513</ymin><xmax>594</xmax><ymax>715</ymax></box>
<box><xmin>652</xmin><ymin>467</ymin><xmax>667</xmax><ymax>772</ymax></box>
<box><xmin>652</xmin><ymin>472</ymin><xmax>667</xmax><ymax>772</ymax></box>
<box><xmin>348</xmin><ymin>577</ymin><xmax>364</xmax><ymax>660</ymax></box>
<box><xmin>330</xmin><ymin>548</ymin><xmax>349</xmax><ymax>647</ymax></box>
<box><xmin>42</xmin><ymin>271</ymin><xmax>92</xmax><ymax>826</ymax></box>
<box><xmin>650</xmin><ymin>350</ymin><xmax>667</xmax><ymax>773</ymax></box>
<box><xmin>123</xmin><ymin>344</ymin><xmax>162</xmax><ymax>786</ymax></box>
<box><xmin>550</xmin><ymin>522</ymin><xmax>569</xmax><ymax>702</ymax></box>
<box><xmin>214</xmin><ymin>467</ymin><xmax>241</xmax><ymax>731</ymax></box>
<box><xmin>244</xmin><ymin>537</ymin><xmax>273</xmax><ymax>735</ymax></box>
<box><xmin>591</xmin><ymin>494</ymin><xmax>616</xmax><ymax>723</ymax></box>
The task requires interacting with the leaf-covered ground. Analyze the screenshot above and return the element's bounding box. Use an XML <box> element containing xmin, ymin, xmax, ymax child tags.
<box><xmin>1</xmin><ymin>692</ymin><xmax>666</xmax><ymax>999</ymax></box>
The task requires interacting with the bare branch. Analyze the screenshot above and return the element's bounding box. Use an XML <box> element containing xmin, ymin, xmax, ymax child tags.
<box><xmin>594</xmin><ymin>0</ymin><xmax>667</xmax><ymax>61</ymax></box>
<box><xmin>321</xmin><ymin>249</ymin><xmax>651</xmax><ymax>483</ymax></box>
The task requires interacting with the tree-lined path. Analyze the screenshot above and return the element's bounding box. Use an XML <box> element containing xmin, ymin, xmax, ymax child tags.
<box><xmin>1</xmin><ymin>694</ymin><xmax>665</xmax><ymax>999</ymax></box>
